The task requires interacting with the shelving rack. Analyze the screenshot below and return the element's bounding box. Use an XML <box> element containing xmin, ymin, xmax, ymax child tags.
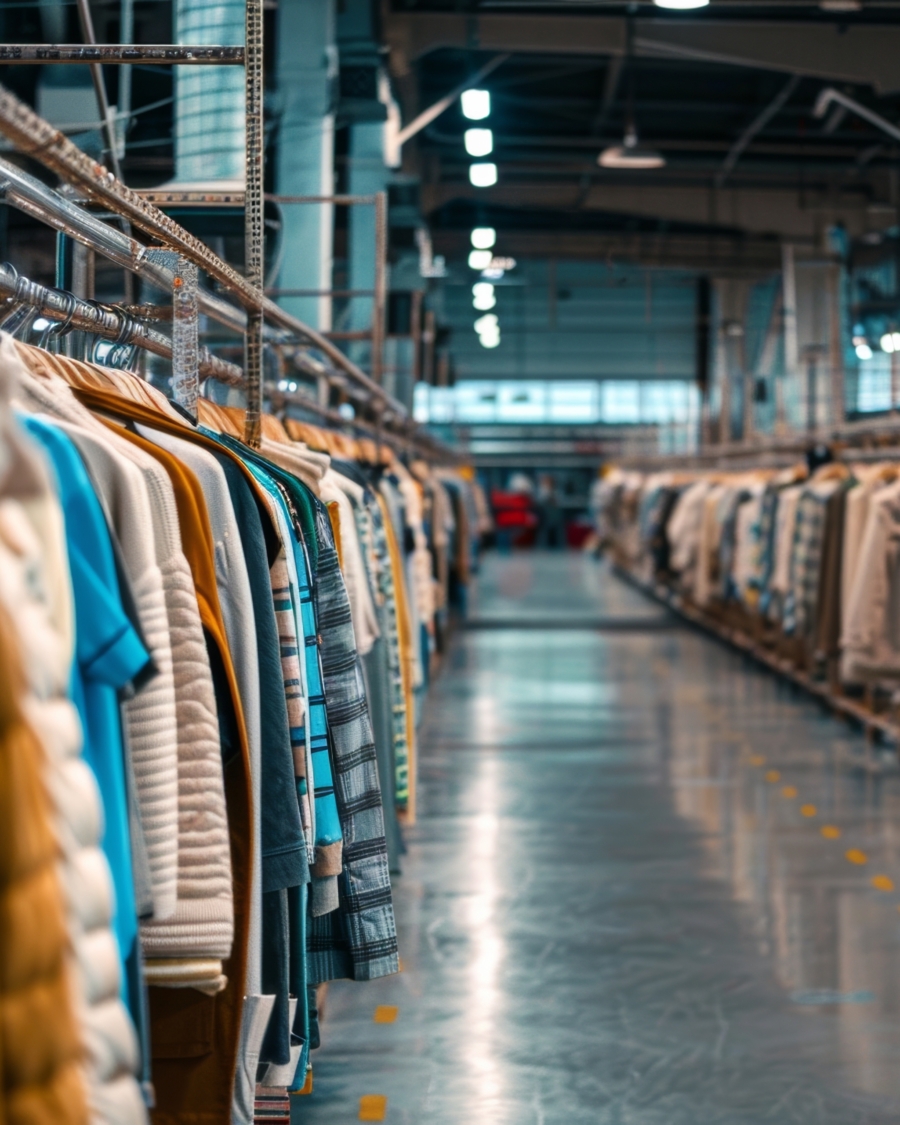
<box><xmin>0</xmin><ymin>17</ymin><xmax>453</xmax><ymax>460</ymax></box>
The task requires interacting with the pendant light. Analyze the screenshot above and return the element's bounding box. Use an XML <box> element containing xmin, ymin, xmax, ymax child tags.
<box><xmin>599</xmin><ymin>124</ymin><xmax>665</xmax><ymax>169</ymax></box>
<box><xmin>598</xmin><ymin>15</ymin><xmax>666</xmax><ymax>170</ymax></box>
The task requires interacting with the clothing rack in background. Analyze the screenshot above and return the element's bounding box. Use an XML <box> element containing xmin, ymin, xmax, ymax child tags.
<box><xmin>593</xmin><ymin>461</ymin><xmax>900</xmax><ymax>770</ymax></box>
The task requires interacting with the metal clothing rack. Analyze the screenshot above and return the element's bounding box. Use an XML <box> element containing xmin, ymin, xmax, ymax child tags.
<box><xmin>0</xmin><ymin>75</ymin><xmax>447</xmax><ymax>456</ymax></box>
<box><xmin>0</xmin><ymin>261</ymin><xmax>242</xmax><ymax>383</ymax></box>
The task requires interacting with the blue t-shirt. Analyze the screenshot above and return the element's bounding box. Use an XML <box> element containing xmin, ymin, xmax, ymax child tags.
<box><xmin>21</xmin><ymin>415</ymin><xmax>151</xmax><ymax>1007</ymax></box>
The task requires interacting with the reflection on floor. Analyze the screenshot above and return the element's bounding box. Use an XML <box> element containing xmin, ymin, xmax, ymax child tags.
<box><xmin>296</xmin><ymin>551</ymin><xmax>900</xmax><ymax>1124</ymax></box>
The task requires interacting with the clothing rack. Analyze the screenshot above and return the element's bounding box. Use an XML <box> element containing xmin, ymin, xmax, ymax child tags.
<box><xmin>0</xmin><ymin>141</ymin><xmax>406</xmax><ymax>423</ymax></box>
<box><xmin>0</xmin><ymin>81</ymin><xmax>443</xmax><ymax>457</ymax></box>
<box><xmin>620</xmin><ymin>417</ymin><xmax>900</xmax><ymax>473</ymax></box>
<box><xmin>269</xmin><ymin>387</ymin><xmax>465</xmax><ymax>465</ymax></box>
<box><xmin>0</xmin><ymin>262</ymin><xmax>243</xmax><ymax>384</ymax></box>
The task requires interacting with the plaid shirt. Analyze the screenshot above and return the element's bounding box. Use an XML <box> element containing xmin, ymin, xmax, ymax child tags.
<box><xmin>363</xmin><ymin>495</ymin><xmax>409</xmax><ymax>807</ymax></box>
<box><xmin>307</xmin><ymin>500</ymin><xmax>399</xmax><ymax>984</ymax></box>
<box><xmin>210</xmin><ymin>436</ymin><xmax>398</xmax><ymax>983</ymax></box>
<box><xmin>783</xmin><ymin>487</ymin><xmax>831</xmax><ymax>637</ymax></box>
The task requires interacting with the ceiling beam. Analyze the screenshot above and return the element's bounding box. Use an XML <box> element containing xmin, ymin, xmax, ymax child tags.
<box><xmin>386</xmin><ymin>13</ymin><xmax>900</xmax><ymax>95</ymax></box>
<box><xmin>432</xmin><ymin>228</ymin><xmax>784</xmax><ymax>272</ymax></box>
<box><xmin>424</xmin><ymin>178</ymin><xmax>895</xmax><ymax>241</ymax></box>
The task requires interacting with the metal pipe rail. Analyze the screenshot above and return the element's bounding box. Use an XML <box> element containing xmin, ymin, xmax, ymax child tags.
<box><xmin>0</xmin><ymin>45</ymin><xmax>245</xmax><ymax>64</ymax></box>
<box><xmin>269</xmin><ymin>387</ymin><xmax>464</xmax><ymax>465</ymax></box>
<box><xmin>0</xmin><ymin>156</ymin><xmax>408</xmax><ymax>420</ymax></box>
<box><xmin>0</xmin><ymin>262</ymin><xmax>242</xmax><ymax>384</ymax></box>
<box><xmin>0</xmin><ymin>83</ymin><xmax>404</xmax><ymax>419</ymax></box>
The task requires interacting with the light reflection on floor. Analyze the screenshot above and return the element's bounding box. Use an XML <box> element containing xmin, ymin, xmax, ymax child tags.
<box><xmin>295</xmin><ymin>552</ymin><xmax>900</xmax><ymax>1124</ymax></box>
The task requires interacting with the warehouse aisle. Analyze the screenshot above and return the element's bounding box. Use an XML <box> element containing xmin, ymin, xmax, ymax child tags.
<box><xmin>299</xmin><ymin>552</ymin><xmax>900</xmax><ymax>1125</ymax></box>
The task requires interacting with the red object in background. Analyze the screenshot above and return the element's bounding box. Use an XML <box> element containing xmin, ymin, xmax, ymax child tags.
<box><xmin>490</xmin><ymin>490</ymin><xmax>538</xmax><ymax>530</ymax></box>
<box><xmin>566</xmin><ymin>520</ymin><xmax>594</xmax><ymax>549</ymax></box>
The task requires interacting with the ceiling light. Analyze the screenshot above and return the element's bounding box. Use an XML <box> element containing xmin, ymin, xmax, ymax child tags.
<box><xmin>598</xmin><ymin>125</ymin><xmax>665</xmax><ymax>170</ymax></box>
<box><xmin>461</xmin><ymin>89</ymin><xmax>490</xmax><ymax>121</ymax></box>
<box><xmin>475</xmin><ymin>313</ymin><xmax>499</xmax><ymax>333</ymax></box>
<box><xmin>471</xmin><ymin>227</ymin><xmax>497</xmax><ymax>250</ymax></box>
<box><xmin>473</xmin><ymin>282</ymin><xmax>496</xmax><ymax>311</ymax></box>
<box><xmin>469</xmin><ymin>162</ymin><xmax>498</xmax><ymax>188</ymax></box>
<box><xmin>465</xmin><ymin>128</ymin><xmax>493</xmax><ymax>158</ymax></box>
<box><xmin>469</xmin><ymin>249</ymin><xmax>493</xmax><ymax>270</ymax></box>
<box><xmin>856</xmin><ymin>343</ymin><xmax>873</xmax><ymax>361</ymax></box>
<box><xmin>882</xmin><ymin>333</ymin><xmax>895</xmax><ymax>354</ymax></box>
<box><xmin>654</xmin><ymin>0</ymin><xmax>709</xmax><ymax>8</ymax></box>
<box><xmin>479</xmin><ymin>331</ymin><xmax>501</xmax><ymax>349</ymax></box>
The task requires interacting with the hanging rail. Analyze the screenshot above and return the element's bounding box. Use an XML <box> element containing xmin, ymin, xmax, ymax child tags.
<box><xmin>269</xmin><ymin>386</ymin><xmax>464</xmax><ymax>465</ymax></box>
<box><xmin>0</xmin><ymin>45</ymin><xmax>245</xmax><ymax>64</ymax></box>
<box><xmin>0</xmin><ymin>262</ymin><xmax>242</xmax><ymax>383</ymax></box>
<box><xmin>0</xmin><ymin>86</ymin><xmax>403</xmax><ymax>416</ymax></box>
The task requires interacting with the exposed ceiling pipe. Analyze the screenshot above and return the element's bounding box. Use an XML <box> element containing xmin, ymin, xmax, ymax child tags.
<box><xmin>393</xmin><ymin>52</ymin><xmax>510</xmax><ymax>149</ymax></box>
<box><xmin>813</xmin><ymin>86</ymin><xmax>900</xmax><ymax>145</ymax></box>
<box><xmin>717</xmin><ymin>74</ymin><xmax>800</xmax><ymax>188</ymax></box>
<box><xmin>74</xmin><ymin>0</ymin><xmax>123</xmax><ymax>180</ymax></box>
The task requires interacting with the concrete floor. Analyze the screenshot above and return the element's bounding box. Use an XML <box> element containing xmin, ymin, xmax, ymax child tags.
<box><xmin>296</xmin><ymin>551</ymin><xmax>900</xmax><ymax>1124</ymax></box>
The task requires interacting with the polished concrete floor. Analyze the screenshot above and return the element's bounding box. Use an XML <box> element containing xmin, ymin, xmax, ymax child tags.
<box><xmin>297</xmin><ymin>552</ymin><xmax>900</xmax><ymax>1124</ymax></box>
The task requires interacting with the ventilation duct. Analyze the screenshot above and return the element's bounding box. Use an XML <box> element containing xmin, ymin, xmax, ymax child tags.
<box><xmin>174</xmin><ymin>0</ymin><xmax>245</xmax><ymax>185</ymax></box>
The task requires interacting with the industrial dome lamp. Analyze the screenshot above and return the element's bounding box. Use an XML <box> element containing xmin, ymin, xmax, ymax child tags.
<box><xmin>598</xmin><ymin>14</ymin><xmax>666</xmax><ymax>170</ymax></box>
<box><xmin>598</xmin><ymin>123</ymin><xmax>665</xmax><ymax>169</ymax></box>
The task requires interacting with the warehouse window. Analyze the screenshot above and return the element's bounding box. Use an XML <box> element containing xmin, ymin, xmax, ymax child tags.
<box><xmin>414</xmin><ymin>380</ymin><xmax>698</xmax><ymax>425</ymax></box>
<box><xmin>857</xmin><ymin>353</ymin><xmax>892</xmax><ymax>413</ymax></box>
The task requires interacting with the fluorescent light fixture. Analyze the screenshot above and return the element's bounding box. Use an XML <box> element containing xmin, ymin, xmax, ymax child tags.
<box><xmin>471</xmin><ymin>227</ymin><xmax>497</xmax><ymax>249</ymax></box>
<box><xmin>465</xmin><ymin>128</ymin><xmax>493</xmax><ymax>158</ymax></box>
<box><xmin>599</xmin><ymin>126</ymin><xmax>665</xmax><ymax>170</ymax></box>
<box><xmin>654</xmin><ymin>0</ymin><xmax>709</xmax><ymax>8</ymax></box>
<box><xmin>882</xmin><ymin>333</ymin><xmax>896</xmax><ymax>354</ymax></box>
<box><xmin>473</xmin><ymin>282</ymin><xmax>496</xmax><ymax>311</ymax></box>
<box><xmin>856</xmin><ymin>343</ymin><xmax>873</xmax><ymax>360</ymax></box>
<box><xmin>461</xmin><ymin>89</ymin><xmax>490</xmax><ymax>121</ymax></box>
<box><xmin>479</xmin><ymin>331</ymin><xmax>501</xmax><ymax>349</ymax></box>
<box><xmin>474</xmin><ymin>313</ymin><xmax>499</xmax><ymax>333</ymax></box>
<box><xmin>468</xmin><ymin>249</ymin><xmax>493</xmax><ymax>270</ymax></box>
<box><xmin>469</xmin><ymin>162</ymin><xmax>498</xmax><ymax>187</ymax></box>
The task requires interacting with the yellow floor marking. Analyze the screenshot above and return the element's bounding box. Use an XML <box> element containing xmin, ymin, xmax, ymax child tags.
<box><xmin>872</xmin><ymin>875</ymin><xmax>895</xmax><ymax>893</ymax></box>
<box><xmin>397</xmin><ymin>958</ymin><xmax>404</xmax><ymax>972</ymax></box>
<box><xmin>359</xmin><ymin>1095</ymin><xmax>388</xmax><ymax>1121</ymax></box>
<box><xmin>801</xmin><ymin>804</ymin><xmax>817</xmax><ymax>818</ymax></box>
<box><xmin>846</xmin><ymin>849</ymin><xmax>868</xmax><ymax>866</ymax></box>
<box><xmin>748</xmin><ymin>755</ymin><xmax>766</xmax><ymax>767</ymax></box>
<box><xmin>781</xmin><ymin>786</ymin><xmax>798</xmax><ymax>799</ymax></box>
<box><xmin>373</xmin><ymin>1006</ymin><xmax>398</xmax><ymax>1024</ymax></box>
<box><xmin>765</xmin><ymin>770</ymin><xmax>781</xmax><ymax>783</ymax></box>
<box><xmin>821</xmin><ymin>825</ymin><xmax>842</xmax><ymax>839</ymax></box>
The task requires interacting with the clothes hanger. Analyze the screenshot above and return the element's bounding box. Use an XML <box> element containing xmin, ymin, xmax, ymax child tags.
<box><xmin>261</xmin><ymin>413</ymin><xmax>292</xmax><ymax>444</ymax></box>
<box><xmin>197</xmin><ymin>399</ymin><xmax>243</xmax><ymax>437</ymax></box>
<box><xmin>811</xmin><ymin>461</ymin><xmax>850</xmax><ymax>483</ymax></box>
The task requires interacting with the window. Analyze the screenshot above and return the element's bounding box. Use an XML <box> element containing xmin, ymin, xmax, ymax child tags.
<box><xmin>857</xmin><ymin>353</ymin><xmax>892</xmax><ymax>413</ymax></box>
<box><xmin>413</xmin><ymin>379</ymin><xmax>698</xmax><ymax>425</ymax></box>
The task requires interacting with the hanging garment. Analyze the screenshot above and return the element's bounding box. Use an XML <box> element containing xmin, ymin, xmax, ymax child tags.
<box><xmin>14</xmin><ymin>364</ymin><xmax>181</xmax><ymax>926</ymax></box>
<box><xmin>0</xmin><ymin>598</ymin><xmax>89</xmax><ymax>1125</ymax></box>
